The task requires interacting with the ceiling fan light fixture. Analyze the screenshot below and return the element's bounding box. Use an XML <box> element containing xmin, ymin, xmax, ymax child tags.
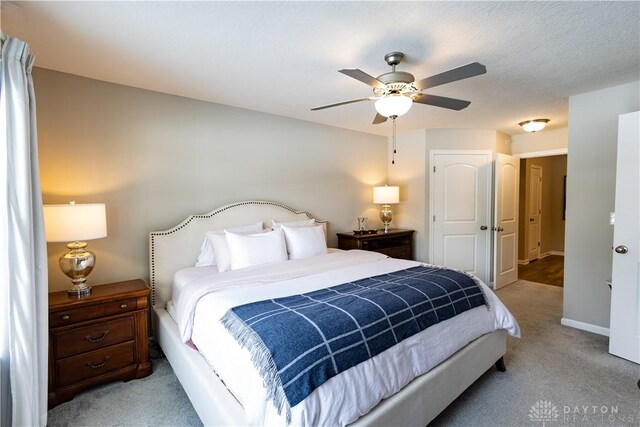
<box><xmin>519</xmin><ymin>118</ymin><xmax>549</xmax><ymax>133</ymax></box>
<box><xmin>375</xmin><ymin>94</ymin><xmax>412</xmax><ymax>118</ymax></box>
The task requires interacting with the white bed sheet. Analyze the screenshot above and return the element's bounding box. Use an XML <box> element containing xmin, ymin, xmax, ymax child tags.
<box><xmin>176</xmin><ymin>250</ymin><xmax>519</xmax><ymax>426</ymax></box>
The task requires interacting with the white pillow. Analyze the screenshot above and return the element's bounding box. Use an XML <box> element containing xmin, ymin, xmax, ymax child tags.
<box><xmin>271</xmin><ymin>218</ymin><xmax>316</xmax><ymax>229</ymax></box>
<box><xmin>194</xmin><ymin>221</ymin><xmax>263</xmax><ymax>267</ymax></box>
<box><xmin>281</xmin><ymin>224</ymin><xmax>328</xmax><ymax>260</ymax></box>
<box><xmin>225</xmin><ymin>229</ymin><xmax>288</xmax><ymax>271</ymax></box>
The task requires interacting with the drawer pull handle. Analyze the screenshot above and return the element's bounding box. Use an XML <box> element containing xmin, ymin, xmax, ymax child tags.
<box><xmin>61</xmin><ymin>315</ymin><xmax>70</xmax><ymax>320</ymax></box>
<box><xmin>86</xmin><ymin>356</ymin><xmax>111</xmax><ymax>369</ymax></box>
<box><xmin>120</xmin><ymin>304</ymin><xmax>128</xmax><ymax>309</ymax></box>
<box><xmin>85</xmin><ymin>330</ymin><xmax>110</xmax><ymax>343</ymax></box>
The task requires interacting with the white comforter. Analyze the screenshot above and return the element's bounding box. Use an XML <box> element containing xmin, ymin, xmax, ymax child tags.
<box><xmin>174</xmin><ymin>250</ymin><xmax>520</xmax><ymax>426</ymax></box>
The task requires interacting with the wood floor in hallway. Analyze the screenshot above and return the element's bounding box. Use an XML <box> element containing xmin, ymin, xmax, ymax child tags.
<box><xmin>518</xmin><ymin>255</ymin><xmax>564</xmax><ymax>287</ymax></box>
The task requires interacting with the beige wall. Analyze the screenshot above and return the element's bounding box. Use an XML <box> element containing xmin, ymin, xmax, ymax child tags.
<box><xmin>518</xmin><ymin>155</ymin><xmax>567</xmax><ymax>261</ymax></box>
<box><xmin>35</xmin><ymin>68</ymin><xmax>388</xmax><ymax>292</ymax></box>
<box><xmin>564</xmin><ymin>80</ymin><xmax>639</xmax><ymax>331</ymax></box>
<box><xmin>511</xmin><ymin>127</ymin><xmax>568</xmax><ymax>156</ymax></box>
<box><xmin>389</xmin><ymin>128</ymin><xmax>511</xmax><ymax>264</ymax></box>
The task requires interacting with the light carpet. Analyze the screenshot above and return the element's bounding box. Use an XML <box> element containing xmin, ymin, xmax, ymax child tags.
<box><xmin>48</xmin><ymin>280</ymin><xmax>640</xmax><ymax>426</ymax></box>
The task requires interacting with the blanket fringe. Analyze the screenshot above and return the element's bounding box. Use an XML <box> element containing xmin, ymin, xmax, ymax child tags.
<box><xmin>220</xmin><ymin>311</ymin><xmax>292</xmax><ymax>423</ymax></box>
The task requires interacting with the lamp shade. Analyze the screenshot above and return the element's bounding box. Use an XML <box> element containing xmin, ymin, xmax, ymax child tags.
<box><xmin>374</xmin><ymin>94</ymin><xmax>412</xmax><ymax>118</ymax></box>
<box><xmin>373</xmin><ymin>186</ymin><xmax>400</xmax><ymax>204</ymax></box>
<box><xmin>44</xmin><ymin>203</ymin><xmax>107</xmax><ymax>242</ymax></box>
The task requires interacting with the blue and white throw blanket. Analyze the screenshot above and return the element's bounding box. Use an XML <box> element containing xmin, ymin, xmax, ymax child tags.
<box><xmin>220</xmin><ymin>265</ymin><xmax>488</xmax><ymax>420</ymax></box>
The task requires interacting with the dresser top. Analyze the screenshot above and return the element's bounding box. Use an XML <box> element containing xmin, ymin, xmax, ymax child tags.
<box><xmin>49</xmin><ymin>279</ymin><xmax>149</xmax><ymax>310</ymax></box>
<box><xmin>336</xmin><ymin>228</ymin><xmax>415</xmax><ymax>240</ymax></box>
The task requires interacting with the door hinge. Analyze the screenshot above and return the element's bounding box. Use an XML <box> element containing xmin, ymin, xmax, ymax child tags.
<box><xmin>433</xmin><ymin>166</ymin><xmax>436</xmax><ymax>173</ymax></box>
<box><xmin>538</xmin><ymin>241</ymin><xmax>540</xmax><ymax>247</ymax></box>
<box><xmin>433</xmin><ymin>215</ymin><xmax>436</xmax><ymax>222</ymax></box>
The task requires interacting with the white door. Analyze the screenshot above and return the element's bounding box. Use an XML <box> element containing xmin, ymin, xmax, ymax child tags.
<box><xmin>609</xmin><ymin>111</ymin><xmax>640</xmax><ymax>364</ymax></box>
<box><xmin>430</xmin><ymin>151</ymin><xmax>492</xmax><ymax>284</ymax></box>
<box><xmin>527</xmin><ymin>165</ymin><xmax>542</xmax><ymax>261</ymax></box>
<box><xmin>494</xmin><ymin>154</ymin><xmax>520</xmax><ymax>289</ymax></box>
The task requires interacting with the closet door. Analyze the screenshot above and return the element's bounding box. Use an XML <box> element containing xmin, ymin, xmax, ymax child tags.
<box><xmin>430</xmin><ymin>150</ymin><xmax>492</xmax><ymax>284</ymax></box>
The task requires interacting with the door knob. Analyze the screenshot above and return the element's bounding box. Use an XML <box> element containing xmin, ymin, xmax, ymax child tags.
<box><xmin>614</xmin><ymin>245</ymin><xmax>628</xmax><ymax>254</ymax></box>
<box><xmin>480</xmin><ymin>225</ymin><xmax>488</xmax><ymax>230</ymax></box>
<box><xmin>529</xmin><ymin>218</ymin><xmax>535</xmax><ymax>222</ymax></box>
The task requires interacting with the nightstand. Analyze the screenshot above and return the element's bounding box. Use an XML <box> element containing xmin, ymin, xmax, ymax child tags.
<box><xmin>337</xmin><ymin>229</ymin><xmax>415</xmax><ymax>260</ymax></box>
<box><xmin>48</xmin><ymin>279</ymin><xmax>152</xmax><ymax>408</ymax></box>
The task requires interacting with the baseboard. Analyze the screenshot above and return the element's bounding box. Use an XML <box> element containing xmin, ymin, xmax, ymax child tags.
<box><xmin>561</xmin><ymin>317</ymin><xmax>609</xmax><ymax>337</ymax></box>
<box><xmin>542</xmin><ymin>251</ymin><xmax>565</xmax><ymax>257</ymax></box>
<box><xmin>520</xmin><ymin>252</ymin><xmax>564</xmax><ymax>264</ymax></box>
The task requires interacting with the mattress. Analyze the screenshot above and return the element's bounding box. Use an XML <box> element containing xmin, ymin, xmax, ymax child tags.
<box><xmin>174</xmin><ymin>250</ymin><xmax>519</xmax><ymax>426</ymax></box>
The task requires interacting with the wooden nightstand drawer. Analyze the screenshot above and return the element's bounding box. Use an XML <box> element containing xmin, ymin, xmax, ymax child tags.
<box><xmin>53</xmin><ymin>316</ymin><xmax>135</xmax><ymax>359</ymax></box>
<box><xmin>50</xmin><ymin>297</ymin><xmax>137</xmax><ymax>328</ymax></box>
<box><xmin>376</xmin><ymin>245</ymin><xmax>412</xmax><ymax>260</ymax></box>
<box><xmin>337</xmin><ymin>229</ymin><xmax>415</xmax><ymax>260</ymax></box>
<box><xmin>48</xmin><ymin>279</ymin><xmax>152</xmax><ymax>408</ymax></box>
<box><xmin>56</xmin><ymin>341</ymin><xmax>136</xmax><ymax>387</ymax></box>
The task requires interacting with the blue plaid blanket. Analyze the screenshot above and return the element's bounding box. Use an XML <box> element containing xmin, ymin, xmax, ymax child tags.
<box><xmin>220</xmin><ymin>265</ymin><xmax>488</xmax><ymax>420</ymax></box>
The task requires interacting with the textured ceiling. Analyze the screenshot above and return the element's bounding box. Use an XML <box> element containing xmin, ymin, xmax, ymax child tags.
<box><xmin>2</xmin><ymin>1</ymin><xmax>639</xmax><ymax>137</ymax></box>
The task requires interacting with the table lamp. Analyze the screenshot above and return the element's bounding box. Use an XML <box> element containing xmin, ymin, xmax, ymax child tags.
<box><xmin>44</xmin><ymin>201</ymin><xmax>107</xmax><ymax>296</ymax></box>
<box><xmin>373</xmin><ymin>185</ymin><xmax>399</xmax><ymax>233</ymax></box>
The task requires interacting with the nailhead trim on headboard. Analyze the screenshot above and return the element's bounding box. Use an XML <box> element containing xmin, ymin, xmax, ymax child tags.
<box><xmin>148</xmin><ymin>200</ymin><xmax>327</xmax><ymax>306</ymax></box>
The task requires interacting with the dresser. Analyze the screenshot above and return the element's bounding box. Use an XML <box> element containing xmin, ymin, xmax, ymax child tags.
<box><xmin>336</xmin><ymin>229</ymin><xmax>415</xmax><ymax>260</ymax></box>
<box><xmin>48</xmin><ymin>279</ymin><xmax>152</xmax><ymax>408</ymax></box>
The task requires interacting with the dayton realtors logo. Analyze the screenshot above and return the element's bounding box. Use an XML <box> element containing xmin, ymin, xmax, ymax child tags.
<box><xmin>528</xmin><ymin>400</ymin><xmax>636</xmax><ymax>425</ymax></box>
<box><xmin>529</xmin><ymin>400</ymin><xmax>560</xmax><ymax>426</ymax></box>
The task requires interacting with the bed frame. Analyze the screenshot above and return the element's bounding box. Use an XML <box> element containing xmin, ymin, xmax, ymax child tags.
<box><xmin>149</xmin><ymin>200</ymin><xmax>507</xmax><ymax>426</ymax></box>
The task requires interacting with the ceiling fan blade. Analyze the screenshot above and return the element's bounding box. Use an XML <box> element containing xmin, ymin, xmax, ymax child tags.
<box><xmin>311</xmin><ymin>97</ymin><xmax>371</xmax><ymax>111</ymax></box>
<box><xmin>414</xmin><ymin>62</ymin><xmax>487</xmax><ymax>91</ymax></box>
<box><xmin>339</xmin><ymin>69</ymin><xmax>387</xmax><ymax>89</ymax></box>
<box><xmin>372</xmin><ymin>113</ymin><xmax>388</xmax><ymax>125</ymax></box>
<box><xmin>413</xmin><ymin>94</ymin><xmax>471</xmax><ymax>111</ymax></box>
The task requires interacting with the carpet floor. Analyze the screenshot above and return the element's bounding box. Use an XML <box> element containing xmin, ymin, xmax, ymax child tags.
<box><xmin>47</xmin><ymin>280</ymin><xmax>640</xmax><ymax>426</ymax></box>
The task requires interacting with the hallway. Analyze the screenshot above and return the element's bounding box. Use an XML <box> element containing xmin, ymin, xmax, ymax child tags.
<box><xmin>518</xmin><ymin>255</ymin><xmax>564</xmax><ymax>287</ymax></box>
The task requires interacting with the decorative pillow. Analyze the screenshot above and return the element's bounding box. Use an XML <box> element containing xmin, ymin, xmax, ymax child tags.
<box><xmin>194</xmin><ymin>221</ymin><xmax>263</xmax><ymax>267</ymax></box>
<box><xmin>281</xmin><ymin>224</ymin><xmax>328</xmax><ymax>260</ymax></box>
<box><xmin>225</xmin><ymin>229</ymin><xmax>288</xmax><ymax>271</ymax></box>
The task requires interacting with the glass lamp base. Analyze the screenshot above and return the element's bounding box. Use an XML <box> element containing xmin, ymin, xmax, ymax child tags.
<box><xmin>60</xmin><ymin>241</ymin><xmax>95</xmax><ymax>297</ymax></box>
<box><xmin>380</xmin><ymin>204</ymin><xmax>393</xmax><ymax>233</ymax></box>
<box><xmin>68</xmin><ymin>284</ymin><xmax>92</xmax><ymax>297</ymax></box>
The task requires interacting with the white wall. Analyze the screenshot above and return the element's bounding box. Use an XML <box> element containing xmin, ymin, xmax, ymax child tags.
<box><xmin>511</xmin><ymin>127</ymin><xmax>568</xmax><ymax>156</ymax></box>
<box><xmin>35</xmin><ymin>68</ymin><xmax>388</xmax><ymax>292</ymax></box>
<box><xmin>389</xmin><ymin>128</ymin><xmax>510</xmax><ymax>263</ymax></box>
<box><xmin>563</xmin><ymin>80</ymin><xmax>640</xmax><ymax>333</ymax></box>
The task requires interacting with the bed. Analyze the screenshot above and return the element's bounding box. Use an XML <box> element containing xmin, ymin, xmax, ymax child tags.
<box><xmin>149</xmin><ymin>200</ymin><xmax>519</xmax><ymax>426</ymax></box>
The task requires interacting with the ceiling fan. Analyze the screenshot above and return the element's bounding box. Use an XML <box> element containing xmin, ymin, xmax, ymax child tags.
<box><xmin>311</xmin><ymin>52</ymin><xmax>487</xmax><ymax>124</ymax></box>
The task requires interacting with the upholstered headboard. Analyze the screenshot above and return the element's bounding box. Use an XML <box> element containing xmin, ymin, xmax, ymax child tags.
<box><xmin>148</xmin><ymin>200</ymin><xmax>327</xmax><ymax>308</ymax></box>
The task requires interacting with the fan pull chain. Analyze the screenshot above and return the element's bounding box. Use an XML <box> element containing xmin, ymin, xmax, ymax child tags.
<box><xmin>392</xmin><ymin>116</ymin><xmax>397</xmax><ymax>165</ymax></box>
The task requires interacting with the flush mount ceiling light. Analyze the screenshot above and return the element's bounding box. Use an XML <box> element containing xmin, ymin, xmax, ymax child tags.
<box><xmin>519</xmin><ymin>118</ymin><xmax>549</xmax><ymax>133</ymax></box>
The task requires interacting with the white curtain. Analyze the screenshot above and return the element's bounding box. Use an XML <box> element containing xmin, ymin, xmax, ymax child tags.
<box><xmin>0</xmin><ymin>36</ymin><xmax>49</xmax><ymax>427</ymax></box>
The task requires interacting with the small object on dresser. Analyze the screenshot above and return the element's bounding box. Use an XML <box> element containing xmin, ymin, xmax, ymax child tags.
<box><xmin>48</xmin><ymin>279</ymin><xmax>152</xmax><ymax>409</ymax></box>
<box><xmin>353</xmin><ymin>229</ymin><xmax>378</xmax><ymax>235</ymax></box>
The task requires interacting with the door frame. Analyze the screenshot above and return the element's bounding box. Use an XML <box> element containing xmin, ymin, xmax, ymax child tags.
<box><xmin>428</xmin><ymin>149</ymin><xmax>492</xmax><ymax>284</ymax></box>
